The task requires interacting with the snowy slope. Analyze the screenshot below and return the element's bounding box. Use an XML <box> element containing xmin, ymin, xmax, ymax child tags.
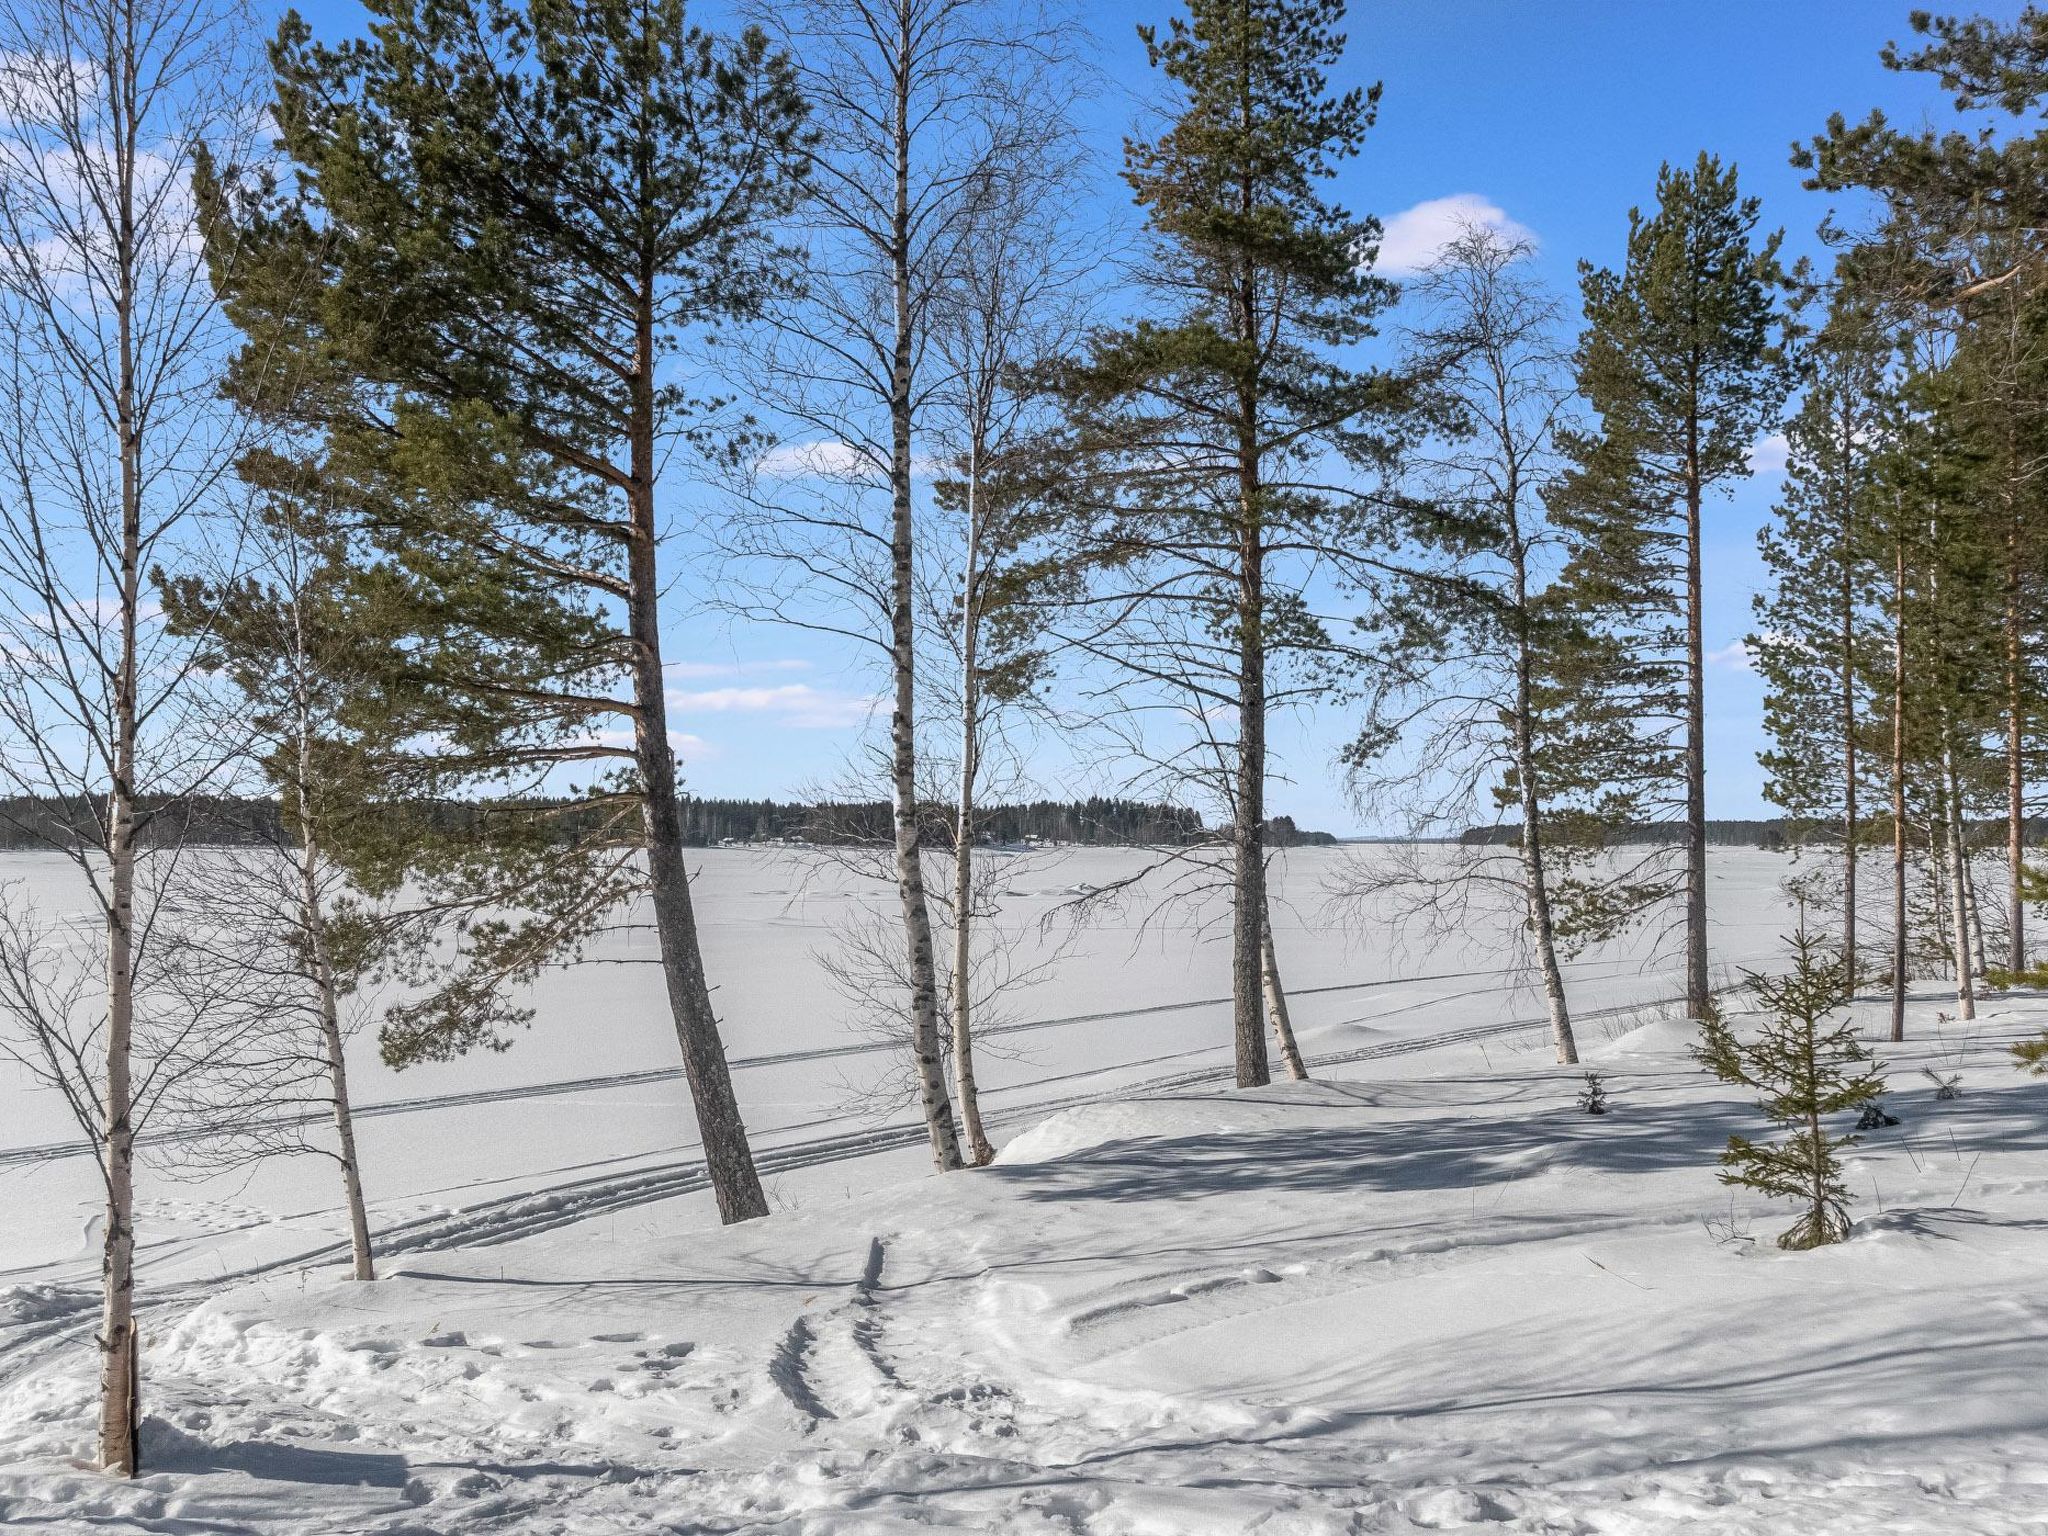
<box><xmin>4</xmin><ymin>984</ymin><xmax>2046</xmax><ymax>1534</ymax></box>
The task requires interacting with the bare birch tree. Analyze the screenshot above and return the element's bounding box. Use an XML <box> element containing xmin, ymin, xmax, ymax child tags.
<box><xmin>728</xmin><ymin>0</ymin><xmax>1075</xmax><ymax>1171</ymax></box>
<box><xmin>1339</xmin><ymin>226</ymin><xmax>1662</xmax><ymax>1066</ymax></box>
<box><xmin>0</xmin><ymin>0</ymin><xmax>254</xmax><ymax>1474</ymax></box>
<box><xmin>922</xmin><ymin>137</ymin><xmax>1091</xmax><ymax>1161</ymax></box>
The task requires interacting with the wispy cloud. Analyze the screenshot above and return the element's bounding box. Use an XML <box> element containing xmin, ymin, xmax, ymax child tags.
<box><xmin>663</xmin><ymin>658</ymin><xmax>812</xmax><ymax>681</ymax></box>
<box><xmin>1375</xmin><ymin>194</ymin><xmax>1537</xmax><ymax>276</ymax></box>
<box><xmin>755</xmin><ymin>439</ymin><xmax>875</xmax><ymax>482</ymax></box>
<box><xmin>1747</xmin><ymin>432</ymin><xmax>1791</xmax><ymax>476</ymax></box>
<box><xmin>755</xmin><ymin>438</ymin><xmax>946</xmax><ymax>483</ymax></box>
<box><xmin>667</xmin><ymin>682</ymin><xmax>881</xmax><ymax>730</ymax></box>
<box><xmin>1707</xmin><ymin>639</ymin><xmax>1757</xmax><ymax>672</ymax></box>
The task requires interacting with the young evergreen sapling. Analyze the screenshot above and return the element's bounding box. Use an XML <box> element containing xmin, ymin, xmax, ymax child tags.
<box><xmin>1576</xmin><ymin>1070</ymin><xmax>1610</xmax><ymax>1115</ymax></box>
<box><xmin>1695</xmin><ymin>930</ymin><xmax>1887</xmax><ymax>1250</ymax></box>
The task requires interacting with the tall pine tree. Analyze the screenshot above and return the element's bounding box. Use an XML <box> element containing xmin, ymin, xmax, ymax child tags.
<box><xmin>1753</xmin><ymin>289</ymin><xmax>1894</xmax><ymax>983</ymax></box>
<box><xmin>1557</xmin><ymin>154</ymin><xmax>1793</xmax><ymax>1022</ymax></box>
<box><xmin>203</xmin><ymin>0</ymin><xmax>808</xmax><ymax>1223</ymax></box>
<box><xmin>1042</xmin><ymin>0</ymin><xmax>1402</xmax><ymax>1086</ymax></box>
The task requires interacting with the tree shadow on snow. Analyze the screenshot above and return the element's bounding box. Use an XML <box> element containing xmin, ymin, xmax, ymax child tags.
<box><xmin>141</xmin><ymin>1419</ymin><xmax>409</xmax><ymax>1487</ymax></box>
<box><xmin>988</xmin><ymin>1089</ymin><xmax>2048</xmax><ymax>1207</ymax></box>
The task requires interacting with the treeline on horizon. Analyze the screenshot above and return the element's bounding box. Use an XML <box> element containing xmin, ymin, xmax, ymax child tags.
<box><xmin>1458</xmin><ymin>819</ymin><xmax>2048</xmax><ymax>850</ymax></box>
<box><xmin>0</xmin><ymin>794</ymin><xmax>1331</xmax><ymax>852</ymax></box>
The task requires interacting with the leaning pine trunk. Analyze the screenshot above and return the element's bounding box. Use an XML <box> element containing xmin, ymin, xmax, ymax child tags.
<box><xmin>1944</xmin><ymin>752</ymin><xmax>1977</xmax><ymax>1021</ymax></box>
<box><xmin>1260</xmin><ymin>905</ymin><xmax>1308</xmax><ymax>1081</ymax></box>
<box><xmin>628</xmin><ymin>299</ymin><xmax>767</xmax><ymax>1222</ymax></box>
<box><xmin>886</xmin><ymin>17</ymin><xmax>962</xmax><ymax>1169</ymax></box>
<box><xmin>1231</xmin><ymin>377</ymin><xmax>1270</xmax><ymax>1089</ymax></box>
<box><xmin>1941</xmin><ymin>782</ymin><xmax>1974</xmax><ymax>1024</ymax></box>
<box><xmin>295</xmin><ymin>811</ymin><xmax>374</xmax><ymax>1281</ymax></box>
<box><xmin>1960</xmin><ymin>826</ymin><xmax>1989</xmax><ymax>979</ymax></box>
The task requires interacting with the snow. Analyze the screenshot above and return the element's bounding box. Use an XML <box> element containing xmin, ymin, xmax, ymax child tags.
<box><xmin>3</xmin><ymin>849</ymin><xmax>2046</xmax><ymax>1532</ymax></box>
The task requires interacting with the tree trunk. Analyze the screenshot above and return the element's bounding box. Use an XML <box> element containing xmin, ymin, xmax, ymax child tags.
<box><xmin>629</xmin><ymin>288</ymin><xmax>767</xmax><ymax>1223</ymax></box>
<box><xmin>98</xmin><ymin>104</ymin><xmax>142</xmax><ymax>1472</ymax></box>
<box><xmin>1232</xmin><ymin>434</ymin><xmax>1270</xmax><ymax>1090</ymax></box>
<box><xmin>1841</xmin><ymin>478</ymin><xmax>1858</xmax><ymax>990</ymax></box>
<box><xmin>99</xmin><ymin>798</ymin><xmax>139</xmax><ymax>1477</ymax></box>
<box><xmin>888</xmin><ymin>12</ymin><xmax>962</xmax><ymax>1170</ymax></box>
<box><xmin>1683</xmin><ymin>434</ymin><xmax>1710</xmax><ymax>1020</ymax></box>
<box><xmin>1890</xmin><ymin>536</ymin><xmax>1908</xmax><ymax>1045</ymax></box>
<box><xmin>2008</xmin><ymin>494</ymin><xmax>2027</xmax><ymax>975</ymax></box>
<box><xmin>1260</xmin><ymin>903</ymin><xmax>1308</xmax><ymax>1081</ymax></box>
<box><xmin>1961</xmin><ymin>823</ymin><xmax>1988</xmax><ymax>978</ymax></box>
<box><xmin>1511</xmin><ymin>552</ymin><xmax>1576</xmax><ymax>1064</ymax></box>
<box><xmin>1945</xmin><ymin>754</ymin><xmax>1979</xmax><ymax>1023</ymax></box>
<box><xmin>950</xmin><ymin>434</ymin><xmax>994</xmax><ymax>1166</ymax></box>
<box><xmin>297</xmin><ymin>821</ymin><xmax>374</xmax><ymax>1280</ymax></box>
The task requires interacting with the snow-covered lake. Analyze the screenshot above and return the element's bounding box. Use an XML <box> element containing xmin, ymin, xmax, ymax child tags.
<box><xmin>0</xmin><ymin>844</ymin><xmax>1808</xmax><ymax>1285</ymax></box>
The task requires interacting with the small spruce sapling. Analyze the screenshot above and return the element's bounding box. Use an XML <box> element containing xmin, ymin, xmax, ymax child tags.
<box><xmin>1576</xmin><ymin>1071</ymin><xmax>1610</xmax><ymax>1115</ymax></box>
<box><xmin>1694</xmin><ymin>930</ymin><xmax>1887</xmax><ymax>1250</ymax></box>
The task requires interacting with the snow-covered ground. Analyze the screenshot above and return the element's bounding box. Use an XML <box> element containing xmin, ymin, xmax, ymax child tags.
<box><xmin>3</xmin><ymin>848</ymin><xmax>2045</xmax><ymax>1532</ymax></box>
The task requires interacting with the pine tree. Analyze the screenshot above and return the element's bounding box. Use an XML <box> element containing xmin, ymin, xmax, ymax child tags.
<box><xmin>202</xmin><ymin>0</ymin><xmax>808</xmax><ymax>1224</ymax></box>
<box><xmin>1754</xmin><ymin>289</ymin><xmax>1894</xmax><ymax>984</ymax></box>
<box><xmin>1556</xmin><ymin>154</ymin><xmax>1794</xmax><ymax>1023</ymax></box>
<box><xmin>159</xmin><ymin>489</ymin><xmax>388</xmax><ymax>1282</ymax></box>
<box><xmin>1041</xmin><ymin>0</ymin><xmax>1402</xmax><ymax>1086</ymax></box>
<box><xmin>1801</xmin><ymin>5</ymin><xmax>2048</xmax><ymax>987</ymax></box>
<box><xmin>1696</xmin><ymin>929</ymin><xmax>1887</xmax><ymax>1250</ymax></box>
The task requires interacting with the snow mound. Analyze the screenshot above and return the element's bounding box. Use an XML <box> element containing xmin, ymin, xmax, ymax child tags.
<box><xmin>995</xmin><ymin>1103</ymin><xmax>1163</xmax><ymax>1166</ymax></box>
<box><xmin>1587</xmin><ymin>1013</ymin><xmax>1701</xmax><ymax>1060</ymax></box>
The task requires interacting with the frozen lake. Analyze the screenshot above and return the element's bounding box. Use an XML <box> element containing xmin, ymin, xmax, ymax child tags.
<box><xmin>0</xmin><ymin>844</ymin><xmax>1814</xmax><ymax>1285</ymax></box>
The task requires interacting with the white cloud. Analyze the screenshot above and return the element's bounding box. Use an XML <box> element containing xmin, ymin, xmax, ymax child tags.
<box><xmin>663</xmin><ymin>658</ymin><xmax>812</xmax><ymax>680</ymax></box>
<box><xmin>667</xmin><ymin>682</ymin><xmax>881</xmax><ymax>730</ymax></box>
<box><xmin>1747</xmin><ymin>432</ymin><xmax>1791</xmax><ymax>477</ymax></box>
<box><xmin>575</xmin><ymin>728</ymin><xmax>718</xmax><ymax>759</ymax></box>
<box><xmin>754</xmin><ymin>439</ymin><xmax>875</xmax><ymax>482</ymax></box>
<box><xmin>1707</xmin><ymin>639</ymin><xmax>1757</xmax><ymax>672</ymax></box>
<box><xmin>754</xmin><ymin>438</ymin><xmax>947</xmax><ymax>483</ymax></box>
<box><xmin>1375</xmin><ymin>194</ymin><xmax>1537</xmax><ymax>276</ymax></box>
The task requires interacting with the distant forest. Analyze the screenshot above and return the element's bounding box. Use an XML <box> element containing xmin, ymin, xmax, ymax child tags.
<box><xmin>0</xmin><ymin>795</ymin><xmax>1336</xmax><ymax>852</ymax></box>
<box><xmin>1458</xmin><ymin>819</ymin><xmax>2048</xmax><ymax>850</ymax></box>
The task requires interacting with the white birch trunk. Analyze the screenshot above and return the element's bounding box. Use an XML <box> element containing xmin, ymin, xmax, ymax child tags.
<box><xmin>1259</xmin><ymin>906</ymin><xmax>1308</xmax><ymax>1081</ymax></box>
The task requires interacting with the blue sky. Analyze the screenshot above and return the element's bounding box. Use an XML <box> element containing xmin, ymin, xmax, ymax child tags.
<box><xmin>289</xmin><ymin>0</ymin><xmax>2019</xmax><ymax>832</ymax></box>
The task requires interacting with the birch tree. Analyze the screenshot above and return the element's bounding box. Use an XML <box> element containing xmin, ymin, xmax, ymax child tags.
<box><xmin>1341</xmin><ymin>226</ymin><xmax>1660</xmax><ymax>1066</ymax></box>
<box><xmin>728</xmin><ymin>0</ymin><xmax>1074</xmax><ymax>1170</ymax></box>
<box><xmin>0</xmin><ymin>0</ymin><xmax>254</xmax><ymax>1474</ymax></box>
<box><xmin>923</xmin><ymin>143</ymin><xmax>1089</xmax><ymax>1161</ymax></box>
